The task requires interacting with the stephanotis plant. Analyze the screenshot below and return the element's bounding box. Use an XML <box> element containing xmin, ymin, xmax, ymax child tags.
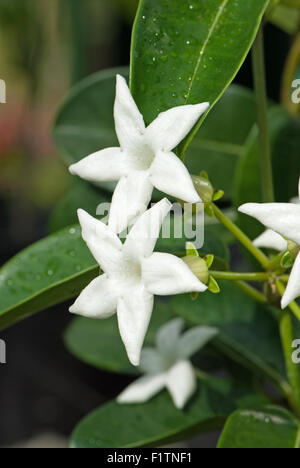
<box><xmin>1</xmin><ymin>0</ymin><xmax>300</xmax><ymax>449</ymax></box>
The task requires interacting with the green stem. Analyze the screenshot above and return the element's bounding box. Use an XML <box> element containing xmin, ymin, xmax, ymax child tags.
<box><xmin>252</xmin><ymin>25</ymin><xmax>275</xmax><ymax>203</ymax></box>
<box><xmin>279</xmin><ymin>310</ymin><xmax>300</xmax><ymax>417</ymax></box>
<box><xmin>276</xmin><ymin>281</ymin><xmax>300</xmax><ymax>321</ymax></box>
<box><xmin>234</xmin><ymin>281</ymin><xmax>268</xmax><ymax>305</ymax></box>
<box><xmin>212</xmin><ymin>203</ymin><xmax>269</xmax><ymax>269</ymax></box>
<box><xmin>210</xmin><ymin>271</ymin><xmax>269</xmax><ymax>282</ymax></box>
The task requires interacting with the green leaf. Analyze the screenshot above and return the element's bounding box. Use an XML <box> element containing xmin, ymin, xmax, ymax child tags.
<box><xmin>130</xmin><ymin>0</ymin><xmax>268</xmax><ymax>151</ymax></box>
<box><xmin>168</xmin><ymin>282</ymin><xmax>287</xmax><ymax>390</ymax></box>
<box><xmin>268</xmin><ymin>3</ymin><xmax>300</xmax><ymax>34</ymax></box>
<box><xmin>218</xmin><ymin>406</ymin><xmax>300</xmax><ymax>448</ymax></box>
<box><xmin>234</xmin><ymin>107</ymin><xmax>300</xmax><ymax>239</ymax></box>
<box><xmin>48</xmin><ymin>181</ymin><xmax>110</xmax><ymax>233</ymax></box>
<box><xmin>64</xmin><ymin>307</ymin><xmax>175</xmax><ymax>376</ymax></box>
<box><xmin>0</xmin><ymin>225</ymin><xmax>98</xmax><ymax>331</ymax></box>
<box><xmin>70</xmin><ymin>376</ymin><xmax>268</xmax><ymax>448</ymax></box>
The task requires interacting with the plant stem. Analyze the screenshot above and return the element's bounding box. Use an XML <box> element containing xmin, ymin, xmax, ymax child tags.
<box><xmin>252</xmin><ymin>25</ymin><xmax>275</xmax><ymax>203</ymax></box>
<box><xmin>234</xmin><ymin>281</ymin><xmax>268</xmax><ymax>304</ymax></box>
<box><xmin>210</xmin><ymin>271</ymin><xmax>269</xmax><ymax>282</ymax></box>
<box><xmin>279</xmin><ymin>310</ymin><xmax>300</xmax><ymax>417</ymax></box>
<box><xmin>212</xmin><ymin>203</ymin><xmax>269</xmax><ymax>269</ymax></box>
<box><xmin>276</xmin><ymin>281</ymin><xmax>300</xmax><ymax>321</ymax></box>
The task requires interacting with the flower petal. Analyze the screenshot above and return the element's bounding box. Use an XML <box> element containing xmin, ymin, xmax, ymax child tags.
<box><xmin>156</xmin><ymin>318</ymin><xmax>185</xmax><ymax>354</ymax></box>
<box><xmin>114</xmin><ymin>75</ymin><xmax>146</xmax><ymax>150</ymax></box>
<box><xmin>117</xmin><ymin>373</ymin><xmax>166</xmax><ymax>404</ymax></box>
<box><xmin>140</xmin><ymin>348</ymin><xmax>169</xmax><ymax>374</ymax></box>
<box><xmin>124</xmin><ymin>198</ymin><xmax>172</xmax><ymax>259</ymax></box>
<box><xmin>117</xmin><ymin>284</ymin><xmax>154</xmax><ymax>366</ymax></box>
<box><xmin>253</xmin><ymin>229</ymin><xmax>288</xmax><ymax>252</ymax></box>
<box><xmin>150</xmin><ymin>151</ymin><xmax>200</xmax><ymax>203</ymax></box>
<box><xmin>239</xmin><ymin>203</ymin><xmax>300</xmax><ymax>245</ymax></box>
<box><xmin>281</xmin><ymin>252</ymin><xmax>300</xmax><ymax>309</ymax></box>
<box><xmin>178</xmin><ymin>326</ymin><xmax>218</xmax><ymax>359</ymax></box>
<box><xmin>145</xmin><ymin>103</ymin><xmax>209</xmax><ymax>152</ymax></box>
<box><xmin>142</xmin><ymin>252</ymin><xmax>207</xmax><ymax>296</ymax></box>
<box><xmin>69</xmin><ymin>274</ymin><xmax>117</xmax><ymax>318</ymax></box>
<box><xmin>108</xmin><ymin>172</ymin><xmax>153</xmax><ymax>234</ymax></box>
<box><xmin>166</xmin><ymin>360</ymin><xmax>197</xmax><ymax>409</ymax></box>
<box><xmin>69</xmin><ymin>147</ymin><xmax>127</xmax><ymax>182</ymax></box>
<box><xmin>78</xmin><ymin>209</ymin><xmax>122</xmax><ymax>272</ymax></box>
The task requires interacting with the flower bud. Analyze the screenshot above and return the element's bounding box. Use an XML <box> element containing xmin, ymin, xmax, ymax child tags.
<box><xmin>191</xmin><ymin>175</ymin><xmax>214</xmax><ymax>203</ymax></box>
<box><xmin>182</xmin><ymin>256</ymin><xmax>209</xmax><ymax>285</ymax></box>
<box><xmin>287</xmin><ymin>240</ymin><xmax>300</xmax><ymax>259</ymax></box>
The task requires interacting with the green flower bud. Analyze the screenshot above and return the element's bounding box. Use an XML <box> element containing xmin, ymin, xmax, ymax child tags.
<box><xmin>287</xmin><ymin>240</ymin><xmax>300</xmax><ymax>259</ymax></box>
<box><xmin>182</xmin><ymin>255</ymin><xmax>209</xmax><ymax>285</ymax></box>
<box><xmin>191</xmin><ymin>175</ymin><xmax>214</xmax><ymax>203</ymax></box>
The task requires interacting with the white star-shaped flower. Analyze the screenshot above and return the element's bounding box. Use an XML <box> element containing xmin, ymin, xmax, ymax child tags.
<box><xmin>117</xmin><ymin>319</ymin><xmax>218</xmax><ymax>409</ymax></box>
<box><xmin>70</xmin><ymin>199</ymin><xmax>207</xmax><ymax>366</ymax></box>
<box><xmin>69</xmin><ymin>75</ymin><xmax>209</xmax><ymax>234</ymax></box>
<box><xmin>253</xmin><ymin>196</ymin><xmax>300</xmax><ymax>252</ymax></box>
<box><xmin>239</xmin><ymin>178</ymin><xmax>300</xmax><ymax>309</ymax></box>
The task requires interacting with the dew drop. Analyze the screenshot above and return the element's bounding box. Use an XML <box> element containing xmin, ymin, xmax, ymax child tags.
<box><xmin>47</xmin><ymin>270</ymin><xmax>54</xmax><ymax>277</ymax></box>
<box><xmin>69</xmin><ymin>228</ymin><xmax>76</xmax><ymax>235</ymax></box>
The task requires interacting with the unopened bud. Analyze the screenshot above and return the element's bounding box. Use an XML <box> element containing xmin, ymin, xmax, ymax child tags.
<box><xmin>288</xmin><ymin>240</ymin><xmax>300</xmax><ymax>259</ymax></box>
<box><xmin>192</xmin><ymin>175</ymin><xmax>214</xmax><ymax>203</ymax></box>
<box><xmin>182</xmin><ymin>255</ymin><xmax>209</xmax><ymax>284</ymax></box>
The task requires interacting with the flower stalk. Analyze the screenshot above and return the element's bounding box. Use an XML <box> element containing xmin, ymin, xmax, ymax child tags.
<box><xmin>252</xmin><ymin>25</ymin><xmax>275</xmax><ymax>203</ymax></box>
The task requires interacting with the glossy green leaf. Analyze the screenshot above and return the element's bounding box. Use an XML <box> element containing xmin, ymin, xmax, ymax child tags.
<box><xmin>168</xmin><ymin>282</ymin><xmax>287</xmax><ymax>390</ymax></box>
<box><xmin>130</xmin><ymin>0</ymin><xmax>268</xmax><ymax>151</ymax></box>
<box><xmin>53</xmin><ymin>66</ymin><xmax>259</xmax><ymax>199</ymax></box>
<box><xmin>70</xmin><ymin>376</ymin><xmax>268</xmax><ymax>448</ymax></box>
<box><xmin>0</xmin><ymin>225</ymin><xmax>98</xmax><ymax>331</ymax></box>
<box><xmin>218</xmin><ymin>406</ymin><xmax>300</xmax><ymax>448</ymax></box>
<box><xmin>234</xmin><ymin>107</ymin><xmax>300</xmax><ymax>239</ymax></box>
<box><xmin>64</xmin><ymin>306</ymin><xmax>175</xmax><ymax>376</ymax></box>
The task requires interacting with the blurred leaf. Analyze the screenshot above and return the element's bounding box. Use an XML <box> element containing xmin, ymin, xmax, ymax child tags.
<box><xmin>70</xmin><ymin>376</ymin><xmax>268</xmax><ymax>448</ymax></box>
<box><xmin>168</xmin><ymin>281</ymin><xmax>287</xmax><ymax>390</ymax></box>
<box><xmin>218</xmin><ymin>406</ymin><xmax>300</xmax><ymax>448</ymax></box>
<box><xmin>53</xmin><ymin>67</ymin><xmax>260</xmax><ymax>200</ymax></box>
<box><xmin>48</xmin><ymin>181</ymin><xmax>110</xmax><ymax>233</ymax></box>
<box><xmin>234</xmin><ymin>107</ymin><xmax>300</xmax><ymax>239</ymax></box>
<box><xmin>130</xmin><ymin>0</ymin><xmax>268</xmax><ymax>154</ymax></box>
<box><xmin>268</xmin><ymin>3</ymin><xmax>300</xmax><ymax>34</ymax></box>
<box><xmin>185</xmin><ymin>85</ymin><xmax>258</xmax><ymax>198</ymax></box>
<box><xmin>64</xmin><ymin>307</ymin><xmax>175</xmax><ymax>375</ymax></box>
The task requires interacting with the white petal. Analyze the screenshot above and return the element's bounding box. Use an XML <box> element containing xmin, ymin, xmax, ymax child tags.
<box><xmin>166</xmin><ymin>360</ymin><xmax>197</xmax><ymax>409</ymax></box>
<box><xmin>281</xmin><ymin>252</ymin><xmax>300</xmax><ymax>309</ymax></box>
<box><xmin>156</xmin><ymin>318</ymin><xmax>185</xmax><ymax>354</ymax></box>
<box><xmin>69</xmin><ymin>274</ymin><xmax>117</xmax><ymax>318</ymax></box>
<box><xmin>78</xmin><ymin>209</ymin><xmax>122</xmax><ymax>272</ymax></box>
<box><xmin>117</xmin><ymin>373</ymin><xmax>166</xmax><ymax>404</ymax></box>
<box><xmin>69</xmin><ymin>147</ymin><xmax>127</xmax><ymax>182</ymax></box>
<box><xmin>150</xmin><ymin>151</ymin><xmax>200</xmax><ymax>203</ymax></box>
<box><xmin>146</xmin><ymin>103</ymin><xmax>209</xmax><ymax>152</ymax></box>
<box><xmin>117</xmin><ymin>285</ymin><xmax>154</xmax><ymax>366</ymax></box>
<box><xmin>142</xmin><ymin>252</ymin><xmax>207</xmax><ymax>296</ymax></box>
<box><xmin>140</xmin><ymin>348</ymin><xmax>169</xmax><ymax>374</ymax></box>
<box><xmin>178</xmin><ymin>326</ymin><xmax>218</xmax><ymax>359</ymax></box>
<box><xmin>114</xmin><ymin>75</ymin><xmax>146</xmax><ymax>150</ymax></box>
<box><xmin>108</xmin><ymin>172</ymin><xmax>153</xmax><ymax>234</ymax></box>
<box><xmin>239</xmin><ymin>203</ymin><xmax>300</xmax><ymax>245</ymax></box>
<box><xmin>253</xmin><ymin>229</ymin><xmax>288</xmax><ymax>252</ymax></box>
<box><xmin>124</xmin><ymin>198</ymin><xmax>172</xmax><ymax>260</ymax></box>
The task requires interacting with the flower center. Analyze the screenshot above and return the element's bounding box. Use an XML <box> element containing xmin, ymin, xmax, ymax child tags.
<box><xmin>114</xmin><ymin>255</ymin><xmax>142</xmax><ymax>289</ymax></box>
<box><xmin>130</xmin><ymin>143</ymin><xmax>155</xmax><ymax>171</ymax></box>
